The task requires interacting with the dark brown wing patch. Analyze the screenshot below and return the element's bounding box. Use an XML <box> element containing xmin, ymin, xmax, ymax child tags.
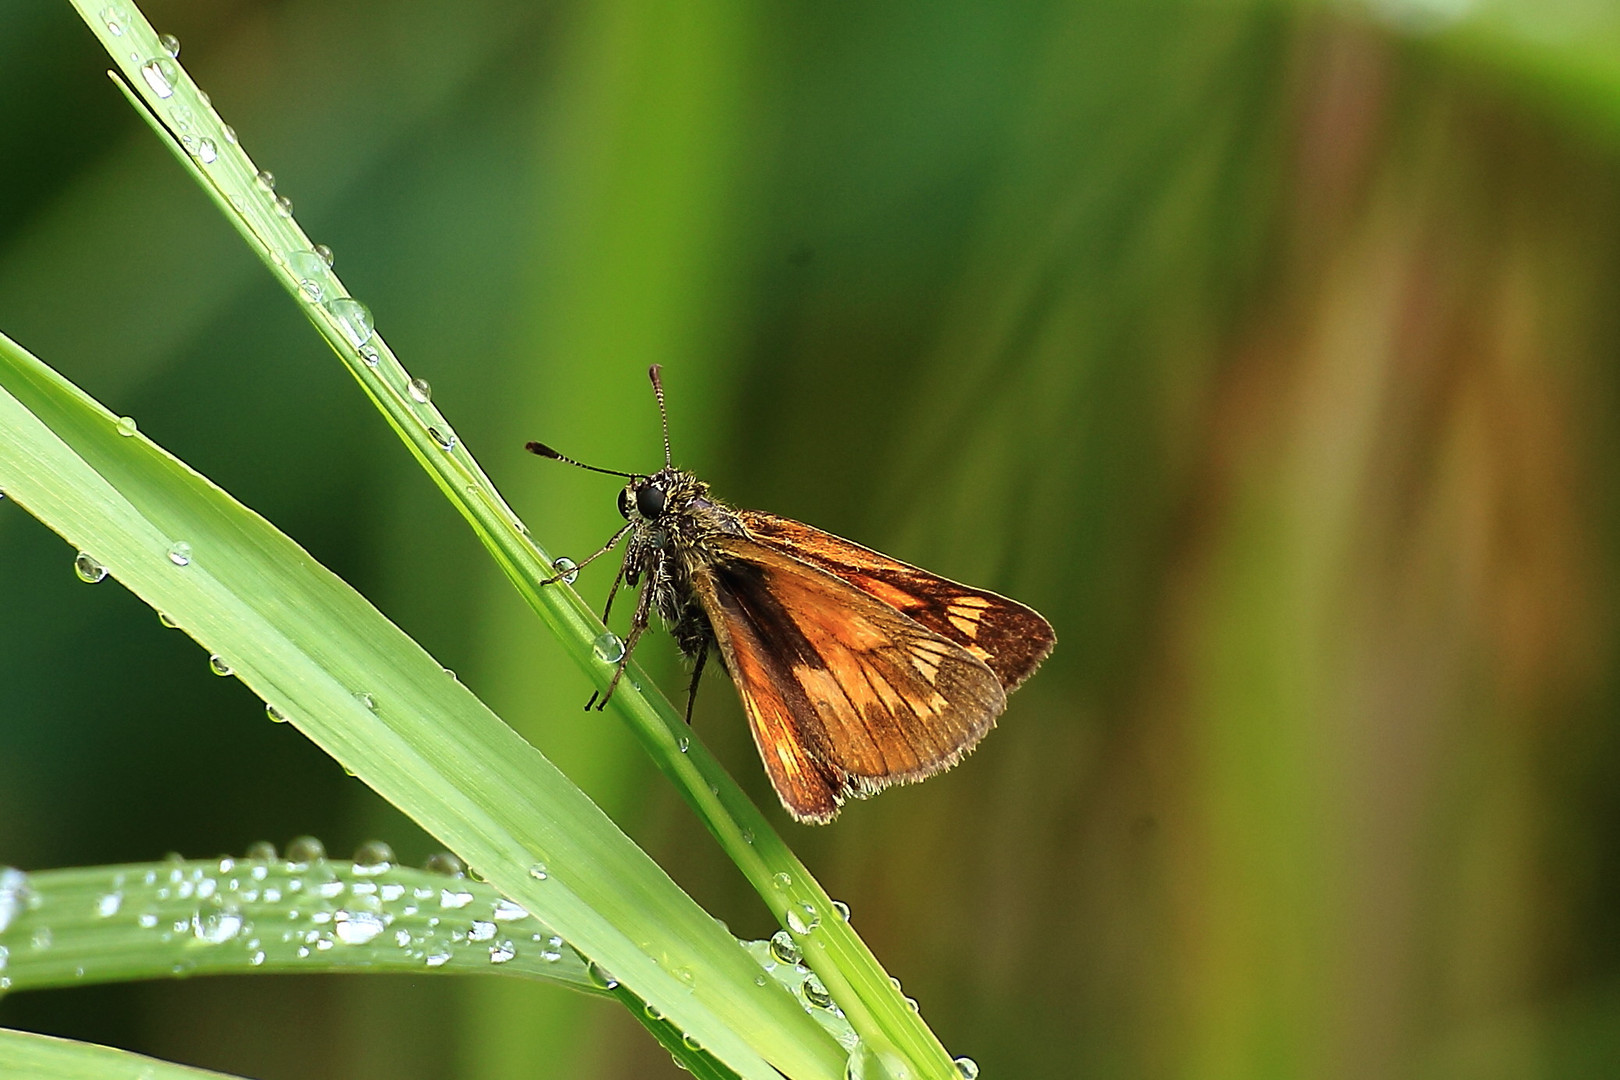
<box><xmin>737</xmin><ymin>511</ymin><xmax>1056</xmax><ymax>690</ymax></box>
<box><xmin>690</xmin><ymin>536</ymin><xmax>1007</xmax><ymax>823</ymax></box>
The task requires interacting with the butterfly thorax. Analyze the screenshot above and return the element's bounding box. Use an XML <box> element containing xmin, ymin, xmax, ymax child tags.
<box><xmin>619</xmin><ymin>466</ymin><xmax>746</xmax><ymax>653</ymax></box>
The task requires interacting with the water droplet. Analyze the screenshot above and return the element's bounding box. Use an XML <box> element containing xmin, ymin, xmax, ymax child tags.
<box><xmin>424</xmin><ymin>948</ymin><xmax>452</xmax><ymax>967</ymax></box>
<box><xmin>491</xmin><ymin>898</ymin><xmax>529</xmax><ymax>922</ymax></box>
<box><xmin>768</xmin><ymin>929</ymin><xmax>801</xmax><ymax>966</ymax></box>
<box><xmin>833</xmin><ymin>899</ymin><xmax>852</xmax><ymax>922</ymax></box>
<box><xmin>334</xmin><ymin>910</ymin><xmax>385</xmax><ymax>945</ymax></box>
<box><xmin>645</xmin><ymin>1003</ymin><xmax>665</xmax><ymax>1021</ymax></box>
<box><xmin>274</xmin><ymin>194</ymin><xmax>294</xmax><ymax>218</ymax></box>
<box><xmin>265</xmin><ymin>703</ymin><xmax>287</xmax><ymax>723</ymax></box>
<box><xmin>244</xmin><ymin>841</ymin><xmax>277</xmax><ymax>860</ymax></box>
<box><xmin>527</xmin><ymin>863</ymin><xmax>548</xmax><ymax>881</ymax></box>
<box><xmin>681</xmin><ymin>1034</ymin><xmax>702</xmax><ymax>1052</ymax></box>
<box><xmin>439</xmin><ymin>889</ymin><xmax>474</xmax><ymax>910</ymax></box>
<box><xmin>222</xmin><ymin>124</ymin><xmax>237</xmax><ymax>145</ymax></box>
<box><xmin>186</xmin><ymin>136</ymin><xmax>217</xmax><ymax>164</ymax></box>
<box><xmin>0</xmin><ymin>869</ymin><xmax>29</xmax><ymax>934</ymax></box>
<box><xmin>468</xmin><ymin>920</ymin><xmax>496</xmax><ymax>942</ymax></box>
<box><xmin>140</xmin><ymin>58</ymin><xmax>177</xmax><ymax>98</ymax></box>
<box><xmin>170</xmin><ymin>105</ymin><xmax>194</xmax><ymax>131</ymax></box>
<box><xmin>350</xmin><ymin>841</ymin><xmax>394</xmax><ymax>875</ymax></box>
<box><xmin>116</xmin><ymin>415</ymin><xmax>138</xmax><ymax>436</ymax></box>
<box><xmin>255</xmin><ymin>169</ymin><xmax>276</xmax><ymax>192</ymax></box>
<box><xmin>325</xmin><ymin>297</ymin><xmax>373</xmax><ymax>347</ymax></box>
<box><xmin>803</xmin><ymin>972</ymin><xmax>834</xmax><ymax>1009</ymax></box>
<box><xmin>428</xmin><ymin>426</ymin><xmax>457</xmax><ymax>452</ymax></box>
<box><xmin>311</xmin><ymin>244</ymin><xmax>334</xmax><ymax>267</ymax></box>
<box><xmin>287</xmin><ymin>250</ymin><xmax>329</xmax><ymax>300</ymax></box>
<box><xmin>586</xmin><ymin>961</ymin><xmax>619</xmax><ymax>989</ymax></box>
<box><xmin>197</xmin><ymin>90</ymin><xmax>209</xmax><ymax>107</ymax></box>
<box><xmin>539</xmin><ymin>935</ymin><xmax>564</xmax><ymax>962</ymax></box>
<box><xmin>158</xmin><ymin>32</ymin><xmax>180</xmax><ymax>58</ymax></box>
<box><xmin>424</xmin><ymin>852</ymin><xmax>464</xmax><ymax>877</ymax></box>
<box><xmin>285</xmin><ymin>836</ymin><xmax>326</xmax><ymax>864</ymax></box>
<box><xmin>192</xmin><ymin>909</ymin><xmax>243</xmax><ymax>944</ymax></box>
<box><xmin>358</xmin><ymin>343</ymin><xmax>380</xmax><ymax>367</ymax></box>
<box><xmin>166</xmin><ymin>541</ymin><xmax>192</xmax><ymax>566</ymax></box>
<box><xmin>551</xmin><ymin>556</ymin><xmax>579</xmax><ymax>584</ymax></box>
<box><xmin>249</xmin><ymin>950</ymin><xmax>265</xmax><ymax>965</ymax></box>
<box><xmin>208</xmin><ymin>654</ymin><xmax>233</xmax><ymax>677</ymax></box>
<box><xmin>952</xmin><ymin>1056</ymin><xmax>979</xmax><ymax>1079</ymax></box>
<box><xmin>593</xmin><ymin>632</ymin><xmax>625</xmax><ymax>664</ymax></box>
<box><xmin>100</xmin><ymin>6</ymin><xmax>128</xmax><ymax>35</ymax></box>
<box><xmin>772</xmin><ymin>872</ymin><xmax>792</xmax><ymax>891</ymax></box>
<box><xmin>785</xmin><ymin>902</ymin><xmax>821</xmax><ymax>935</ymax></box>
<box><xmin>489</xmin><ymin>940</ymin><xmax>516</xmax><ymax>963</ymax></box>
<box><xmin>157</xmin><ymin>611</ymin><xmax>179</xmax><ymax>628</ymax></box>
<box><xmin>96</xmin><ymin>891</ymin><xmax>123</xmax><ymax>917</ymax></box>
<box><xmin>353</xmin><ymin>691</ymin><xmax>377</xmax><ymax>711</ymax></box>
<box><xmin>905</xmin><ymin>996</ymin><xmax>919</xmax><ymax>1012</ymax></box>
<box><xmin>74</xmin><ymin>552</ymin><xmax>108</xmax><ymax>583</ymax></box>
<box><xmin>31</xmin><ymin>927</ymin><xmax>52</xmax><ymax>951</ymax></box>
<box><xmin>677</xmin><ymin>735</ymin><xmax>690</xmax><ymax>753</ymax></box>
<box><xmin>407</xmin><ymin>377</ymin><xmax>432</xmax><ymax>403</ymax></box>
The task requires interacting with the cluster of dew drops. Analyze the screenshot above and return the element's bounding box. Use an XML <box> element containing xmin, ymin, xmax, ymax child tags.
<box><xmin>0</xmin><ymin>840</ymin><xmax>576</xmax><ymax>990</ymax></box>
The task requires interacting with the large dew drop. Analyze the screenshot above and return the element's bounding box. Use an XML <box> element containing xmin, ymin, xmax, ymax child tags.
<box><xmin>334</xmin><ymin>910</ymin><xmax>385</xmax><ymax>945</ymax></box>
<box><xmin>593</xmin><ymin>632</ymin><xmax>626</xmax><ymax>664</ymax></box>
<box><xmin>785</xmin><ymin>901</ymin><xmax>821</xmax><ymax>935</ymax></box>
<box><xmin>74</xmin><ymin>552</ymin><xmax>108</xmax><ymax>583</ymax></box>
<box><xmin>140</xmin><ymin>58</ymin><xmax>177</xmax><ymax>98</ymax></box>
<box><xmin>325</xmin><ymin>297</ymin><xmax>373</xmax><ymax>347</ymax></box>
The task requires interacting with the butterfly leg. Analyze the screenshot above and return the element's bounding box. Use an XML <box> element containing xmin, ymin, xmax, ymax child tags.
<box><xmin>683</xmin><ymin>639</ymin><xmax>708</xmax><ymax>725</ymax></box>
<box><xmin>540</xmin><ymin>522</ymin><xmax>632</xmax><ymax>585</ymax></box>
<box><xmin>588</xmin><ymin>569</ymin><xmax>655</xmax><ymax>712</ymax></box>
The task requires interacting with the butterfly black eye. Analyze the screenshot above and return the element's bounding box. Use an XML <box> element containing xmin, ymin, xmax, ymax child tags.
<box><xmin>617</xmin><ymin>488</ymin><xmax>634</xmax><ymax>519</ymax></box>
<box><xmin>636</xmin><ymin>484</ymin><xmax>667</xmax><ymax>519</ymax></box>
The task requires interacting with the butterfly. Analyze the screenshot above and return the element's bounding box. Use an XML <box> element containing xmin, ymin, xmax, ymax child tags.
<box><xmin>527</xmin><ymin>366</ymin><xmax>1055</xmax><ymax>823</ymax></box>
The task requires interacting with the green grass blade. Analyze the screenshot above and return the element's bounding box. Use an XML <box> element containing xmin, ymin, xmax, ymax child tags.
<box><xmin>0</xmin><ymin>856</ymin><xmax>602</xmax><ymax>993</ymax></box>
<box><xmin>64</xmin><ymin>2</ymin><xmax>961</xmax><ymax>1074</ymax></box>
<box><xmin>0</xmin><ymin>1028</ymin><xmax>250</xmax><ymax>1080</ymax></box>
<box><xmin>0</xmin><ymin>326</ymin><xmax>843</xmax><ymax>1080</ymax></box>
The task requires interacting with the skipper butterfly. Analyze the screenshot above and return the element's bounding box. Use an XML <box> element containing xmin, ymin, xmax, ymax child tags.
<box><xmin>528</xmin><ymin>367</ymin><xmax>1055</xmax><ymax>823</ymax></box>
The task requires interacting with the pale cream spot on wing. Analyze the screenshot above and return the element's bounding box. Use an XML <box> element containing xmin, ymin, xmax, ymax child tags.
<box><xmin>949</xmin><ymin>614</ymin><xmax>979</xmax><ymax>637</ymax></box>
<box><xmin>951</xmin><ymin>596</ymin><xmax>992</xmax><ymax>610</ymax></box>
<box><xmin>775</xmin><ymin>744</ymin><xmax>801</xmax><ymax>777</ymax></box>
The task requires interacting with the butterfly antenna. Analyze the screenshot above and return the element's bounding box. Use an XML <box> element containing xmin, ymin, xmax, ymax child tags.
<box><xmin>524</xmin><ymin>441</ymin><xmax>639</xmax><ymax>479</ymax></box>
<box><xmin>648</xmin><ymin>364</ymin><xmax>673</xmax><ymax>468</ymax></box>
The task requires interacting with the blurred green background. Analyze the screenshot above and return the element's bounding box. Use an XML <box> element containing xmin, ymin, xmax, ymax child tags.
<box><xmin>5</xmin><ymin>0</ymin><xmax>1620</xmax><ymax>1077</ymax></box>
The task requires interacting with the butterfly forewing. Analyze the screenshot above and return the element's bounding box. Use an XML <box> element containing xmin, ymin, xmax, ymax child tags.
<box><xmin>691</xmin><ymin>536</ymin><xmax>1007</xmax><ymax>823</ymax></box>
<box><xmin>737</xmin><ymin>511</ymin><xmax>1055</xmax><ymax>690</ymax></box>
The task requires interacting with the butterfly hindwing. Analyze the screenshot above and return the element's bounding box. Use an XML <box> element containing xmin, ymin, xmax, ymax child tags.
<box><xmin>690</xmin><ymin>535</ymin><xmax>1007</xmax><ymax>823</ymax></box>
<box><xmin>737</xmin><ymin>511</ymin><xmax>1055</xmax><ymax>691</ymax></box>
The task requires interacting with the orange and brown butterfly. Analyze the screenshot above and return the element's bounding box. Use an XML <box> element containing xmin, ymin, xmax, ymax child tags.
<box><xmin>526</xmin><ymin>366</ymin><xmax>1055</xmax><ymax>824</ymax></box>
